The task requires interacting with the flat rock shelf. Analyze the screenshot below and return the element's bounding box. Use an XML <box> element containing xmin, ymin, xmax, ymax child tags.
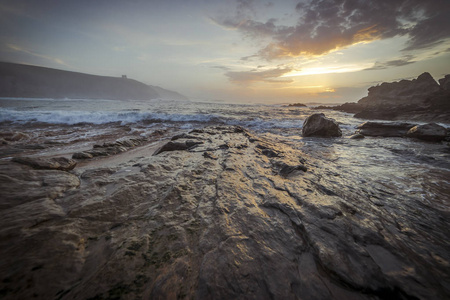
<box><xmin>0</xmin><ymin>126</ymin><xmax>449</xmax><ymax>299</ymax></box>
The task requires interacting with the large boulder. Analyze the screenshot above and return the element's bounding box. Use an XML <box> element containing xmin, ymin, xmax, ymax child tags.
<box><xmin>356</xmin><ymin>122</ymin><xmax>416</xmax><ymax>137</ymax></box>
<box><xmin>406</xmin><ymin>123</ymin><xmax>447</xmax><ymax>142</ymax></box>
<box><xmin>302</xmin><ymin>113</ymin><xmax>342</xmax><ymax>137</ymax></box>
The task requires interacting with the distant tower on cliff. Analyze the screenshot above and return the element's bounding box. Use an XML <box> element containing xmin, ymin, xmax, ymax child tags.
<box><xmin>121</xmin><ymin>75</ymin><xmax>127</xmax><ymax>79</ymax></box>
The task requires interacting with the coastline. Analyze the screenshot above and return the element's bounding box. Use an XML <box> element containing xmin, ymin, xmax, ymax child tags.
<box><xmin>1</xmin><ymin>124</ymin><xmax>449</xmax><ymax>299</ymax></box>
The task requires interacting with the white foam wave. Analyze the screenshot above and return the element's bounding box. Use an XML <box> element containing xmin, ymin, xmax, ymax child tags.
<box><xmin>0</xmin><ymin>109</ymin><xmax>224</xmax><ymax>125</ymax></box>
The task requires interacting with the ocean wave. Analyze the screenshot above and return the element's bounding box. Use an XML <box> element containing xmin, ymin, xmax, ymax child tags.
<box><xmin>0</xmin><ymin>109</ymin><xmax>223</xmax><ymax>125</ymax></box>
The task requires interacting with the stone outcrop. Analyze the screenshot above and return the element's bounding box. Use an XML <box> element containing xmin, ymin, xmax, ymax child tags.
<box><xmin>0</xmin><ymin>125</ymin><xmax>448</xmax><ymax>299</ymax></box>
<box><xmin>406</xmin><ymin>123</ymin><xmax>447</xmax><ymax>142</ymax></box>
<box><xmin>358</xmin><ymin>72</ymin><xmax>440</xmax><ymax>108</ymax></box>
<box><xmin>302</xmin><ymin>113</ymin><xmax>342</xmax><ymax>137</ymax></box>
<box><xmin>319</xmin><ymin>72</ymin><xmax>450</xmax><ymax>122</ymax></box>
<box><xmin>438</xmin><ymin>75</ymin><xmax>450</xmax><ymax>91</ymax></box>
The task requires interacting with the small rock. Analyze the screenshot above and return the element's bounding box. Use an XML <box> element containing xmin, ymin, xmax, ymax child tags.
<box><xmin>9</xmin><ymin>132</ymin><xmax>30</xmax><ymax>141</ymax></box>
<box><xmin>406</xmin><ymin>123</ymin><xmax>447</xmax><ymax>142</ymax></box>
<box><xmin>72</xmin><ymin>152</ymin><xmax>94</xmax><ymax>159</ymax></box>
<box><xmin>203</xmin><ymin>151</ymin><xmax>218</xmax><ymax>160</ymax></box>
<box><xmin>153</xmin><ymin>140</ymin><xmax>202</xmax><ymax>155</ymax></box>
<box><xmin>349</xmin><ymin>133</ymin><xmax>365</xmax><ymax>139</ymax></box>
<box><xmin>302</xmin><ymin>113</ymin><xmax>342</xmax><ymax>137</ymax></box>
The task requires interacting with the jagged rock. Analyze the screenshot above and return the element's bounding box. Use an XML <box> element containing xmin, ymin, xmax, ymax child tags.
<box><xmin>349</xmin><ymin>133</ymin><xmax>365</xmax><ymax>139</ymax></box>
<box><xmin>302</xmin><ymin>113</ymin><xmax>342</xmax><ymax>137</ymax></box>
<box><xmin>359</xmin><ymin>72</ymin><xmax>440</xmax><ymax>108</ymax></box>
<box><xmin>73</xmin><ymin>137</ymin><xmax>147</xmax><ymax>160</ymax></box>
<box><xmin>439</xmin><ymin>75</ymin><xmax>450</xmax><ymax>90</ymax></box>
<box><xmin>203</xmin><ymin>151</ymin><xmax>218</xmax><ymax>160</ymax></box>
<box><xmin>347</xmin><ymin>72</ymin><xmax>450</xmax><ymax>122</ymax></box>
<box><xmin>315</xmin><ymin>102</ymin><xmax>362</xmax><ymax>113</ymax></box>
<box><xmin>8</xmin><ymin>132</ymin><xmax>30</xmax><ymax>141</ymax></box>
<box><xmin>72</xmin><ymin>152</ymin><xmax>94</xmax><ymax>159</ymax></box>
<box><xmin>153</xmin><ymin>140</ymin><xmax>203</xmax><ymax>155</ymax></box>
<box><xmin>406</xmin><ymin>123</ymin><xmax>447</xmax><ymax>142</ymax></box>
<box><xmin>357</xmin><ymin>122</ymin><xmax>416</xmax><ymax>137</ymax></box>
<box><xmin>12</xmin><ymin>156</ymin><xmax>77</xmax><ymax>171</ymax></box>
<box><xmin>288</xmin><ymin>103</ymin><xmax>306</xmax><ymax>107</ymax></box>
<box><xmin>273</xmin><ymin>161</ymin><xmax>307</xmax><ymax>176</ymax></box>
<box><xmin>171</xmin><ymin>133</ymin><xmax>200</xmax><ymax>141</ymax></box>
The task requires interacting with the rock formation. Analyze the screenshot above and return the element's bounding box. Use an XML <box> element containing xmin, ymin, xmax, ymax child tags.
<box><xmin>1</xmin><ymin>126</ymin><xmax>448</xmax><ymax>299</ymax></box>
<box><xmin>302</xmin><ymin>113</ymin><xmax>342</xmax><ymax>137</ymax></box>
<box><xmin>319</xmin><ymin>72</ymin><xmax>450</xmax><ymax>122</ymax></box>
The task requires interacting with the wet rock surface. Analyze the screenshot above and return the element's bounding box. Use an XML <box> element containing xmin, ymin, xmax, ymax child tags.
<box><xmin>302</xmin><ymin>113</ymin><xmax>342</xmax><ymax>137</ymax></box>
<box><xmin>72</xmin><ymin>137</ymin><xmax>147</xmax><ymax>159</ymax></box>
<box><xmin>0</xmin><ymin>126</ymin><xmax>449</xmax><ymax>299</ymax></box>
<box><xmin>406</xmin><ymin>123</ymin><xmax>447</xmax><ymax>142</ymax></box>
<box><xmin>357</xmin><ymin>121</ymin><xmax>416</xmax><ymax>137</ymax></box>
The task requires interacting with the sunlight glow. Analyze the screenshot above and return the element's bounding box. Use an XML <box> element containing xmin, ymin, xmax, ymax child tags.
<box><xmin>282</xmin><ymin>64</ymin><xmax>373</xmax><ymax>77</ymax></box>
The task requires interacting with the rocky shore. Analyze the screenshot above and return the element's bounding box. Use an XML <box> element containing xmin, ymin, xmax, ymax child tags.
<box><xmin>1</xmin><ymin>125</ymin><xmax>449</xmax><ymax>299</ymax></box>
<box><xmin>318</xmin><ymin>73</ymin><xmax>450</xmax><ymax>122</ymax></box>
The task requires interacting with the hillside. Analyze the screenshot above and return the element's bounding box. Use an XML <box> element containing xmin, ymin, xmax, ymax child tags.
<box><xmin>0</xmin><ymin>62</ymin><xmax>188</xmax><ymax>101</ymax></box>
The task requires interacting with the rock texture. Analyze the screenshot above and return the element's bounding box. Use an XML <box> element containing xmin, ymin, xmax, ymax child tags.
<box><xmin>0</xmin><ymin>126</ymin><xmax>449</xmax><ymax>299</ymax></box>
<box><xmin>302</xmin><ymin>113</ymin><xmax>342</xmax><ymax>137</ymax></box>
<box><xmin>0</xmin><ymin>62</ymin><xmax>188</xmax><ymax>101</ymax></box>
<box><xmin>12</xmin><ymin>156</ymin><xmax>77</xmax><ymax>171</ymax></box>
<box><xmin>319</xmin><ymin>72</ymin><xmax>450</xmax><ymax>122</ymax></box>
<box><xmin>406</xmin><ymin>123</ymin><xmax>447</xmax><ymax>142</ymax></box>
<box><xmin>72</xmin><ymin>137</ymin><xmax>147</xmax><ymax>159</ymax></box>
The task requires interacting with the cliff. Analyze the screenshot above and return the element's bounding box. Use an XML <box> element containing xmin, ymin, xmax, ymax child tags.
<box><xmin>322</xmin><ymin>72</ymin><xmax>450</xmax><ymax>122</ymax></box>
<box><xmin>0</xmin><ymin>62</ymin><xmax>188</xmax><ymax>101</ymax></box>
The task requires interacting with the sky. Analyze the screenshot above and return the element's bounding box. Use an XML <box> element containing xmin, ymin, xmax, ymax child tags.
<box><xmin>1</xmin><ymin>0</ymin><xmax>450</xmax><ymax>104</ymax></box>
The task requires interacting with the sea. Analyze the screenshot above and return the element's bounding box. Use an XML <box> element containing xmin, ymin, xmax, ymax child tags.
<box><xmin>1</xmin><ymin>98</ymin><xmax>449</xmax><ymax>210</ymax></box>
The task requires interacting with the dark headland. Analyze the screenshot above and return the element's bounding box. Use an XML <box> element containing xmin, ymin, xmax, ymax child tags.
<box><xmin>0</xmin><ymin>62</ymin><xmax>188</xmax><ymax>101</ymax></box>
<box><xmin>317</xmin><ymin>72</ymin><xmax>450</xmax><ymax>122</ymax></box>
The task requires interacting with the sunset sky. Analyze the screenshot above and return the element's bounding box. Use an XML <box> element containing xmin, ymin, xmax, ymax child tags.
<box><xmin>1</xmin><ymin>0</ymin><xmax>450</xmax><ymax>103</ymax></box>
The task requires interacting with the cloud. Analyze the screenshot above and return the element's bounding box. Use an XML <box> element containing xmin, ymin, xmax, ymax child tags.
<box><xmin>364</xmin><ymin>55</ymin><xmax>416</xmax><ymax>70</ymax></box>
<box><xmin>211</xmin><ymin>65</ymin><xmax>231</xmax><ymax>71</ymax></box>
<box><xmin>216</xmin><ymin>0</ymin><xmax>450</xmax><ymax>60</ymax></box>
<box><xmin>225</xmin><ymin>67</ymin><xmax>293</xmax><ymax>83</ymax></box>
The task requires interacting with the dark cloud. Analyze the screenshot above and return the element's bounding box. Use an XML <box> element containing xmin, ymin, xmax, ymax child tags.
<box><xmin>364</xmin><ymin>55</ymin><xmax>416</xmax><ymax>70</ymax></box>
<box><xmin>210</xmin><ymin>65</ymin><xmax>231</xmax><ymax>71</ymax></box>
<box><xmin>225</xmin><ymin>67</ymin><xmax>293</xmax><ymax>83</ymax></box>
<box><xmin>217</xmin><ymin>0</ymin><xmax>450</xmax><ymax>59</ymax></box>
